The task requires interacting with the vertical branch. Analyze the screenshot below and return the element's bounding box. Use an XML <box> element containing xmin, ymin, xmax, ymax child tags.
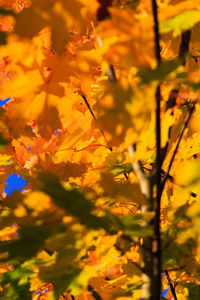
<box><xmin>129</xmin><ymin>2</ymin><xmax>163</xmax><ymax>298</ymax></box>
<box><xmin>165</xmin><ymin>30</ymin><xmax>191</xmax><ymax>111</ymax></box>
<box><xmin>128</xmin><ymin>144</ymin><xmax>153</xmax><ymax>300</ymax></box>
<box><xmin>151</xmin><ymin>0</ymin><xmax>162</xmax><ymax>298</ymax></box>
<box><xmin>152</xmin><ymin>0</ymin><xmax>161</xmax><ymax>65</ymax></box>
<box><xmin>179</xmin><ymin>30</ymin><xmax>191</xmax><ymax>66</ymax></box>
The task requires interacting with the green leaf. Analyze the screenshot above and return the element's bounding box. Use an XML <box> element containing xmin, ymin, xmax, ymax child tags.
<box><xmin>120</xmin><ymin>215</ymin><xmax>153</xmax><ymax>238</ymax></box>
<box><xmin>0</xmin><ymin>132</ymin><xmax>8</xmax><ymax>149</ymax></box>
<box><xmin>0</xmin><ymin>280</ymin><xmax>31</xmax><ymax>300</ymax></box>
<box><xmin>162</xmin><ymin>238</ymin><xmax>196</xmax><ymax>269</ymax></box>
<box><xmin>100</xmin><ymin>172</ymin><xmax>146</xmax><ymax>205</ymax></box>
<box><xmin>0</xmin><ymin>256</ymin><xmax>55</xmax><ymax>300</ymax></box>
<box><xmin>184</xmin><ymin>282</ymin><xmax>200</xmax><ymax>300</ymax></box>
<box><xmin>0</xmin><ymin>225</ymin><xmax>53</xmax><ymax>263</ymax></box>
<box><xmin>39</xmin><ymin>232</ymin><xmax>84</xmax><ymax>298</ymax></box>
<box><xmin>160</xmin><ymin>9</ymin><xmax>200</xmax><ymax>36</ymax></box>
<box><xmin>37</xmin><ymin>173</ymin><xmax>114</xmax><ymax>232</ymax></box>
<box><xmin>0</xmin><ymin>31</ymin><xmax>6</xmax><ymax>45</ymax></box>
<box><xmin>68</xmin><ymin>266</ymin><xmax>97</xmax><ymax>296</ymax></box>
<box><xmin>104</xmin><ymin>152</ymin><xmax>133</xmax><ymax>175</ymax></box>
<box><xmin>0</xmin><ymin>9</ymin><xmax>16</xmax><ymax>16</ymax></box>
<box><xmin>122</xmin><ymin>261</ymin><xmax>142</xmax><ymax>277</ymax></box>
<box><xmin>109</xmin><ymin>163</ymin><xmax>133</xmax><ymax>175</ymax></box>
<box><xmin>138</xmin><ymin>59</ymin><xmax>179</xmax><ymax>84</ymax></box>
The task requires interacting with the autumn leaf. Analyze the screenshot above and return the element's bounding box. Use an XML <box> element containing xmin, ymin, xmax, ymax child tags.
<box><xmin>100</xmin><ymin>172</ymin><xmax>146</xmax><ymax>205</ymax></box>
<box><xmin>14</xmin><ymin>0</ymin><xmax>99</xmax><ymax>53</ymax></box>
<box><xmin>160</xmin><ymin>9</ymin><xmax>200</xmax><ymax>36</ymax></box>
<box><xmin>1</xmin><ymin>0</ymin><xmax>200</xmax><ymax>299</ymax></box>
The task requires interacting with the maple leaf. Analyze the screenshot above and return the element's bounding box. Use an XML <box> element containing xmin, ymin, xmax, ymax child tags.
<box><xmin>14</xmin><ymin>0</ymin><xmax>99</xmax><ymax>53</ymax></box>
<box><xmin>2</xmin><ymin>0</ymin><xmax>200</xmax><ymax>299</ymax></box>
<box><xmin>96</xmin><ymin>6</ymin><xmax>155</xmax><ymax>67</ymax></box>
<box><xmin>0</xmin><ymin>0</ymin><xmax>30</xmax><ymax>12</ymax></box>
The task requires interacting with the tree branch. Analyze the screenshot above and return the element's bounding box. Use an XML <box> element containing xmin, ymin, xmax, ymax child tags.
<box><xmin>161</xmin><ymin>104</ymin><xmax>195</xmax><ymax>193</ymax></box>
<box><xmin>106</xmin><ymin>64</ymin><xmax>117</xmax><ymax>83</ymax></box>
<box><xmin>163</xmin><ymin>266</ymin><xmax>184</xmax><ymax>272</ymax></box>
<box><xmin>128</xmin><ymin>144</ymin><xmax>151</xmax><ymax>199</ymax></box>
<box><xmin>179</xmin><ymin>30</ymin><xmax>191</xmax><ymax>66</ymax></box>
<box><xmin>152</xmin><ymin>0</ymin><xmax>162</xmax><ymax>298</ymax></box>
<box><xmin>164</xmin><ymin>270</ymin><xmax>178</xmax><ymax>300</ymax></box>
<box><xmin>152</xmin><ymin>0</ymin><xmax>161</xmax><ymax>64</ymax></box>
<box><xmin>87</xmin><ymin>285</ymin><xmax>103</xmax><ymax>300</ymax></box>
<box><xmin>165</xmin><ymin>30</ymin><xmax>191</xmax><ymax>111</ymax></box>
<box><xmin>81</xmin><ymin>94</ymin><xmax>96</xmax><ymax>120</ymax></box>
<box><xmin>104</xmin><ymin>64</ymin><xmax>131</xmax><ymax>180</ymax></box>
<box><xmin>144</xmin><ymin>166</ymin><xmax>197</xmax><ymax>198</ymax></box>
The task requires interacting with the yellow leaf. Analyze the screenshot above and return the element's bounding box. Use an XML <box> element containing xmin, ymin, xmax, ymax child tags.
<box><xmin>23</xmin><ymin>191</ymin><xmax>52</xmax><ymax>214</ymax></box>
<box><xmin>69</xmin><ymin>265</ymin><xmax>97</xmax><ymax>296</ymax></box>
<box><xmin>14</xmin><ymin>0</ymin><xmax>99</xmax><ymax>53</ymax></box>
<box><xmin>100</xmin><ymin>173</ymin><xmax>146</xmax><ymax>205</ymax></box>
<box><xmin>175</xmin><ymin>161</ymin><xmax>200</xmax><ymax>187</ymax></box>
<box><xmin>14</xmin><ymin>204</ymin><xmax>27</xmax><ymax>218</ymax></box>
<box><xmin>0</xmin><ymin>154</ymin><xmax>12</xmax><ymax>166</ymax></box>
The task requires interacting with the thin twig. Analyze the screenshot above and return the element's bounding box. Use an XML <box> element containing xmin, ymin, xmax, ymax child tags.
<box><xmin>161</xmin><ymin>104</ymin><xmax>195</xmax><ymax>193</ymax></box>
<box><xmin>62</xmin><ymin>291</ymin><xmax>75</xmax><ymax>300</ymax></box>
<box><xmin>162</xmin><ymin>266</ymin><xmax>184</xmax><ymax>272</ymax></box>
<box><xmin>81</xmin><ymin>94</ymin><xmax>113</xmax><ymax>151</ymax></box>
<box><xmin>106</xmin><ymin>64</ymin><xmax>117</xmax><ymax>83</ymax></box>
<box><xmin>105</xmin><ymin>64</ymin><xmax>130</xmax><ymax>179</ymax></box>
<box><xmin>144</xmin><ymin>166</ymin><xmax>197</xmax><ymax>198</ymax></box>
<box><xmin>81</xmin><ymin>94</ymin><xmax>96</xmax><ymax>120</ymax></box>
<box><xmin>87</xmin><ymin>285</ymin><xmax>103</xmax><ymax>300</ymax></box>
<box><xmin>164</xmin><ymin>270</ymin><xmax>178</xmax><ymax>300</ymax></box>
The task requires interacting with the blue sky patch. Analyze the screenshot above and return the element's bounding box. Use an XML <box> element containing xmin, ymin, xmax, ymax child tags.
<box><xmin>0</xmin><ymin>98</ymin><xmax>11</xmax><ymax>107</ymax></box>
<box><xmin>4</xmin><ymin>173</ymin><xmax>28</xmax><ymax>197</ymax></box>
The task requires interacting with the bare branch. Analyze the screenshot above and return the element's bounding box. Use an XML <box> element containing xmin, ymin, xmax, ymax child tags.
<box><xmin>163</xmin><ymin>266</ymin><xmax>184</xmax><ymax>272</ymax></box>
<box><xmin>128</xmin><ymin>144</ymin><xmax>150</xmax><ymax>199</ymax></box>
<box><xmin>106</xmin><ymin>64</ymin><xmax>117</xmax><ymax>83</ymax></box>
<box><xmin>87</xmin><ymin>285</ymin><xmax>103</xmax><ymax>300</ymax></box>
<box><xmin>165</xmin><ymin>30</ymin><xmax>191</xmax><ymax>111</ymax></box>
<box><xmin>161</xmin><ymin>104</ymin><xmax>195</xmax><ymax>193</ymax></box>
<box><xmin>144</xmin><ymin>166</ymin><xmax>197</xmax><ymax>198</ymax></box>
<box><xmin>179</xmin><ymin>30</ymin><xmax>191</xmax><ymax>66</ymax></box>
<box><xmin>152</xmin><ymin>0</ymin><xmax>162</xmax><ymax>298</ymax></box>
<box><xmin>164</xmin><ymin>270</ymin><xmax>178</xmax><ymax>300</ymax></box>
<box><xmin>81</xmin><ymin>94</ymin><xmax>96</xmax><ymax>120</ymax></box>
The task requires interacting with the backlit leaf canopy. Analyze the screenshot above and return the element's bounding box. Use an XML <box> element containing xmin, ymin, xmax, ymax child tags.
<box><xmin>1</xmin><ymin>0</ymin><xmax>200</xmax><ymax>299</ymax></box>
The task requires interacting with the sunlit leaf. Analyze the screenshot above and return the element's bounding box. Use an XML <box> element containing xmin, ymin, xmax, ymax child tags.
<box><xmin>160</xmin><ymin>9</ymin><xmax>200</xmax><ymax>36</ymax></box>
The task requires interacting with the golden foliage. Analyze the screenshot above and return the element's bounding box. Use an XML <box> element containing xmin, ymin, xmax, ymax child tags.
<box><xmin>1</xmin><ymin>0</ymin><xmax>200</xmax><ymax>299</ymax></box>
